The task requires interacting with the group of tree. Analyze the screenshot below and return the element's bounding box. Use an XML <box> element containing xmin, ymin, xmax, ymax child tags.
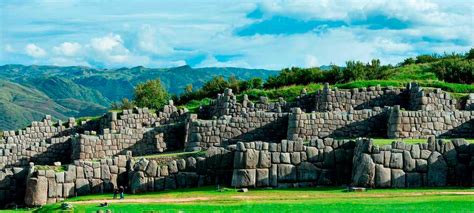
<box><xmin>111</xmin><ymin>48</ymin><xmax>473</xmax><ymax>110</ymax></box>
<box><xmin>263</xmin><ymin>59</ymin><xmax>393</xmax><ymax>88</ymax></box>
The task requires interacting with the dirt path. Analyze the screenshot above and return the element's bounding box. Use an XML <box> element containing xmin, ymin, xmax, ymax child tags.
<box><xmin>69</xmin><ymin>191</ymin><xmax>474</xmax><ymax>204</ymax></box>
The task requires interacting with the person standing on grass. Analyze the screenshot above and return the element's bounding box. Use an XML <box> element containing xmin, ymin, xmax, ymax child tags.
<box><xmin>113</xmin><ymin>188</ymin><xmax>118</xmax><ymax>199</ymax></box>
<box><xmin>119</xmin><ymin>186</ymin><xmax>125</xmax><ymax>199</ymax></box>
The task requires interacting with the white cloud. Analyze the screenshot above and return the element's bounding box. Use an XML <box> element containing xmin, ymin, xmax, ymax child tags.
<box><xmin>53</xmin><ymin>42</ymin><xmax>82</xmax><ymax>56</ymax></box>
<box><xmin>137</xmin><ymin>24</ymin><xmax>174</xmax><ymax>55</ymax></box>
<box><xmin>87</xmin><ymin>33</ymin><xmax>152</xmax><ymax>66</ymax></box>
<box><xmin>90</xmin><ymin>33</ymin><xmax>124</xmax><ymax>52</ymax></box>
<box><xmin>25</xmin><ymin>43</ymin><xmax>47</xmax><ymax>58</ymax></box>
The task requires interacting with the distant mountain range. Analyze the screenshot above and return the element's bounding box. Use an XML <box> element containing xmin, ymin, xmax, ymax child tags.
<box><xmin>0</xmin><ymin>64</ymin><xmax>277</xmax><ymax>130</ymax></box>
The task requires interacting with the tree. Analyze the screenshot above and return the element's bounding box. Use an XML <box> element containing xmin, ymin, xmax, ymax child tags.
<box><xmin>432</xmin><ymin>59</ymin><xmax>473</xmax><ymax>84</ymax></box>
<box><xmin>134</xmin><ymin>79</ymin><xmax>170</xmax><ymax>110</ymax></box>
<box><xmin>401</xmin><ymin>57</ymin><xmax>416</xmax><ymax>65</ymax></box>
<box><xmin>467</xmin><ymin>48</ymin><xmax>474</xmax><ymax>60</ymax></box>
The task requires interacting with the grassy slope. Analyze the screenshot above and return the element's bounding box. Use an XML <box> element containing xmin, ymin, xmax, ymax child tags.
<box><xmin>31</xmin><ymin>187</ymin><xmax>474</xmax><ymax>213</ymax></box>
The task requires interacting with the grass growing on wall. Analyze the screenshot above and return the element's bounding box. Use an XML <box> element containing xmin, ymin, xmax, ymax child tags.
<box><xmin>181</xmin><ymin>98</ymin><xmax>212</xmax><ymax>113</ymax></box>
<box><xmin>33</xmin><ymin>186</ymin><xmax>474</xmax><ymax>213</ymax></box>
<box><xmin>136</xmin><ymin>150</ymin><xmax>206</xmax><ymax>160</ymax></box>
<box><xmin>241</xmin><ymin>83</ymin><xmax>322</xmax><ymax>102</ymax></box>
<box><xmin>371</xmin><ymin>138</ymin><xmax>474</xmax><ymax>146</ymax></box>
<box><xmin>34</xmin><ymin>165</ymin><xmax>67</xmax><ymax>173</ymax></box>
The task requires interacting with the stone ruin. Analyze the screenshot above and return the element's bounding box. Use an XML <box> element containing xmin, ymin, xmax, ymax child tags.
<box><xmin>0</xmin><ymin>82</ymin><xmax>473</xmax><ymax>208</ymax></box>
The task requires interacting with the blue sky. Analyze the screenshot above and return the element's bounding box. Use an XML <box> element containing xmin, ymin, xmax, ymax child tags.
<box><xmin>0</xmin><ymin>0</ymin><xmax>472</xmax><ymax>69</ymax></box>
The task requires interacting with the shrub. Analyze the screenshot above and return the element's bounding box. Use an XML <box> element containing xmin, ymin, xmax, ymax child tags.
<box><xmin>431</xmin><ymin>59</ymin><xmax>473</xmax><ymax>84</ymax></box>
<box><xmin>415</xmin><ymin>54</ymin><xmax>439</xmax><ymax>64</ymax></box>
<box><xmin>134</xmin><ymin>79</ymin><xmax>170</xmax><ymax>110</ymax></box>
<box><xmin>110</xmin><ymin>98</ymin><xmax>135</xmax><ymax>110</ymax></box>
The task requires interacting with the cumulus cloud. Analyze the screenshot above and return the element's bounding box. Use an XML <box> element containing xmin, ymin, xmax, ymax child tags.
<box><xmin>137</xmin><ymin>24</ymin><xmax>174</xmax><ymax>55</ymax></box>
<box><xmin>87</xmin><ymin>33</ymin><xmax>151</xmax><ymax>66</ymax></box>
<box><xmin>90</xmin><ymin>34</ymin><xmax>124</xmax><ymax>53</ymax></box>
<box><xmin>25</xmin><ymin>43</ymin><xmax>47</xmax><ymax>58</ymax></box>
<box><xmin>53</xmin><ymin>42</ymin><xmax>82</xmax><ymax>56</ymax></box>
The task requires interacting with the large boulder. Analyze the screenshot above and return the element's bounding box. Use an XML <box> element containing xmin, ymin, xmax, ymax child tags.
<box><xmin>277</xmin><ymin>164</ymin><xmax>296</xmax><ymax>182</ymax></box>
<box><xmin>24</xmin><ymin>176</ymin><xmax>48</xmax><ymax>207</ymax></box>
<box><xmin>244</xmin><ymin>149</ymin><xmax>259</xmax><ymax>169</ymax></box>
<box><xmin>256</xmin><ymin>169</ymin><xmax>269</xmax><ymax>187</ymax></box>
<box><xmin>389</xmin><ymin>153</ymin><xmax>403</xmax><ymax>169</ymax></box>
<box><xmin>375</xmin><ymin>164</ymin><xmax>391</xmax><ymax>188</ymax></box>
<box><xmin>258</xmin><ymin>151</ymin><xmax>271</xmax><ymax>168</ymax></box>
<box><xmin>403</xmin><ymin>151</ymin><xmax>416</xmax><ymax>172</ymax></box>
<box><xmin>75</xmin><ymin>178</ymin><xmax>91</xmax><ymax>195</ymax></box>
<box><xmin>297</xmin><ymin>162</ymin><xmax>319</xmax><ymax>182</ymax></box>
<box><xmin>134</xmin><ymin>158</ymin><xmax>149</xmax><ymax>171</ymax></box>
<box><xmin>306</xmin><ymin>147</ymin><xmax>319</xmax><ymax>162</ymax></box>
<box><xmin>391</xmin><ymin>169</ymin><xmax>405</xmax><ymax>188</ymax></box>
<box><xmin>145</xmin><ymin>160</ymin><xmax>158</xmax><ymax>177</ymax></box>
<box><xmin>130</xmin><ymin>171</ymin><xmax>147</xmax><ymax>193</ymax></box>
<box><xmin>427</xmin><ymin>151</ymin><xmax>447</xmax><ymax>186</ymax></box>
<box><xmin>351</xmin><ymin>153</ymin><xmax>375</xmax><ymax>187</ymax></box>
<box><xmin>232</xmin><ymin>169</ymin><xmax>256</xmax><ymax>187</ymax></box>
<box><xmin>406</xmin><ymin>172</ymin><xmax>422</xmax><ymax>187</ymax></box>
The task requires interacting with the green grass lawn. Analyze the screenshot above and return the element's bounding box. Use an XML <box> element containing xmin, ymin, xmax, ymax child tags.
<box><xmin>27</xmin><ymin>186</ymin><xmax>474</xmax><ymax>213</ymax></box>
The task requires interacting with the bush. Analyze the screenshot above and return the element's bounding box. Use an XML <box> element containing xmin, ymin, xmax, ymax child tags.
<box><xmin>110</xmin><ymin>98</ymin><xmax>135</xmax><ymax>110</ymax></box>
<box><xmin>134</xmin><ymin>79</ymin><xmax>170</xmax><ymax>110</ymax></box>
<box><xmin>415</xmin><ymin>54</ymin><xmax>439</xmax><ymax>64</ymax></box>
<box><xmin>431</xmin><ymin>59</ymin><xmax>473</xmax><ymax>84</ymax></box>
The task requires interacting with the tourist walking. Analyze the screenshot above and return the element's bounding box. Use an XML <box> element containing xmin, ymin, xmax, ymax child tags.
<box><xmin>119</xmin><ymin>186</ymin><xmax>125</xmax><ymax>199</ymax></box>
<box><xmin>113</xmin><ymin>188</ymin><xmax>118</xmax><ymax>199</ymax></box>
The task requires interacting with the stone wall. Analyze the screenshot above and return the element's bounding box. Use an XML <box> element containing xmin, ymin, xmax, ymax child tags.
<box><xmin>231</xmin><ymin>139</ymin><xmax>355</xmax><ymax>188</ymax></box>
<box><xmin>0</xmin><ymin>116</ymin><xmax>77</xmax><ymax>168</ymax></box>
<box><xmin>408</xmin><ymin>83</ymin><xmax>457</xmax><ymax>111</ymax></box>
<box><xmin>185</xmin><ymin>112</ymin><xmax>288</xmax><ymax>151</ymax></box>
<box><xmin>466</xmin><ymin>94</ymin><xmax>474</xmax><ymax>110</ymax></box>
<box><xmin>71</xmin><ymin>122</ymin><xmax>186</xmax><ymax>160</ymax></box>
<box><xmin>24</xmin><ymin>154</ymin><xmax>130</xmax><ymax>207</ymax></box>
<box><xmin>0</xmin><ymin>166</ymin><xmax>28</xmax><ymax>208</ymax></box>
<box><xmin>101</xmin><ymin>103</ymin><xmax>187</xmax><ymax>132</ymax></box>
<box><xmin>352</xmin><ymin>138</ymin><xmax>473</xmax><ymax>188</ymax></box>
<box><xmin>129</xmin><ymin>147</ymin><xmax>233</xmax><ymax>194</ymax></box>
<box><xmin>288</xmin><ymin>107</ymin><xmax>390</xmax><ymax>141</ymax></box>
<box><xmin>314</xmin><ymin>83</ymin><xmax>405</xmax><ymax>112</ymax></box>
<box><xmin>387</xmin><ymin>106</ymin><xmax>474</xmax><ymax>138</ymax></box>
<box><xmin>202</xmin><ymin>89</ymin><xmax>291</xmax><ymax>118</ymax></box>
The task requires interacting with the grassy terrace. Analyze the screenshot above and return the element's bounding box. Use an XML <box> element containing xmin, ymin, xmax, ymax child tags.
<box><xmin>21</xmin><ymin>186</ymin><xmax>474</xmax><ymax>212</ymax></box>
<box><xmin>371</xmin><ymin>138</ymin><xmax>474</xmax><ymax>146</ymax></box>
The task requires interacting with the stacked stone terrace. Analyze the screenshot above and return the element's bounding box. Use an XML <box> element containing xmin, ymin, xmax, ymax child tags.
<box><xmin>0</xmin><ymin>82</ymin><xmax>473</xmax><ymax>208</ymax></box>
